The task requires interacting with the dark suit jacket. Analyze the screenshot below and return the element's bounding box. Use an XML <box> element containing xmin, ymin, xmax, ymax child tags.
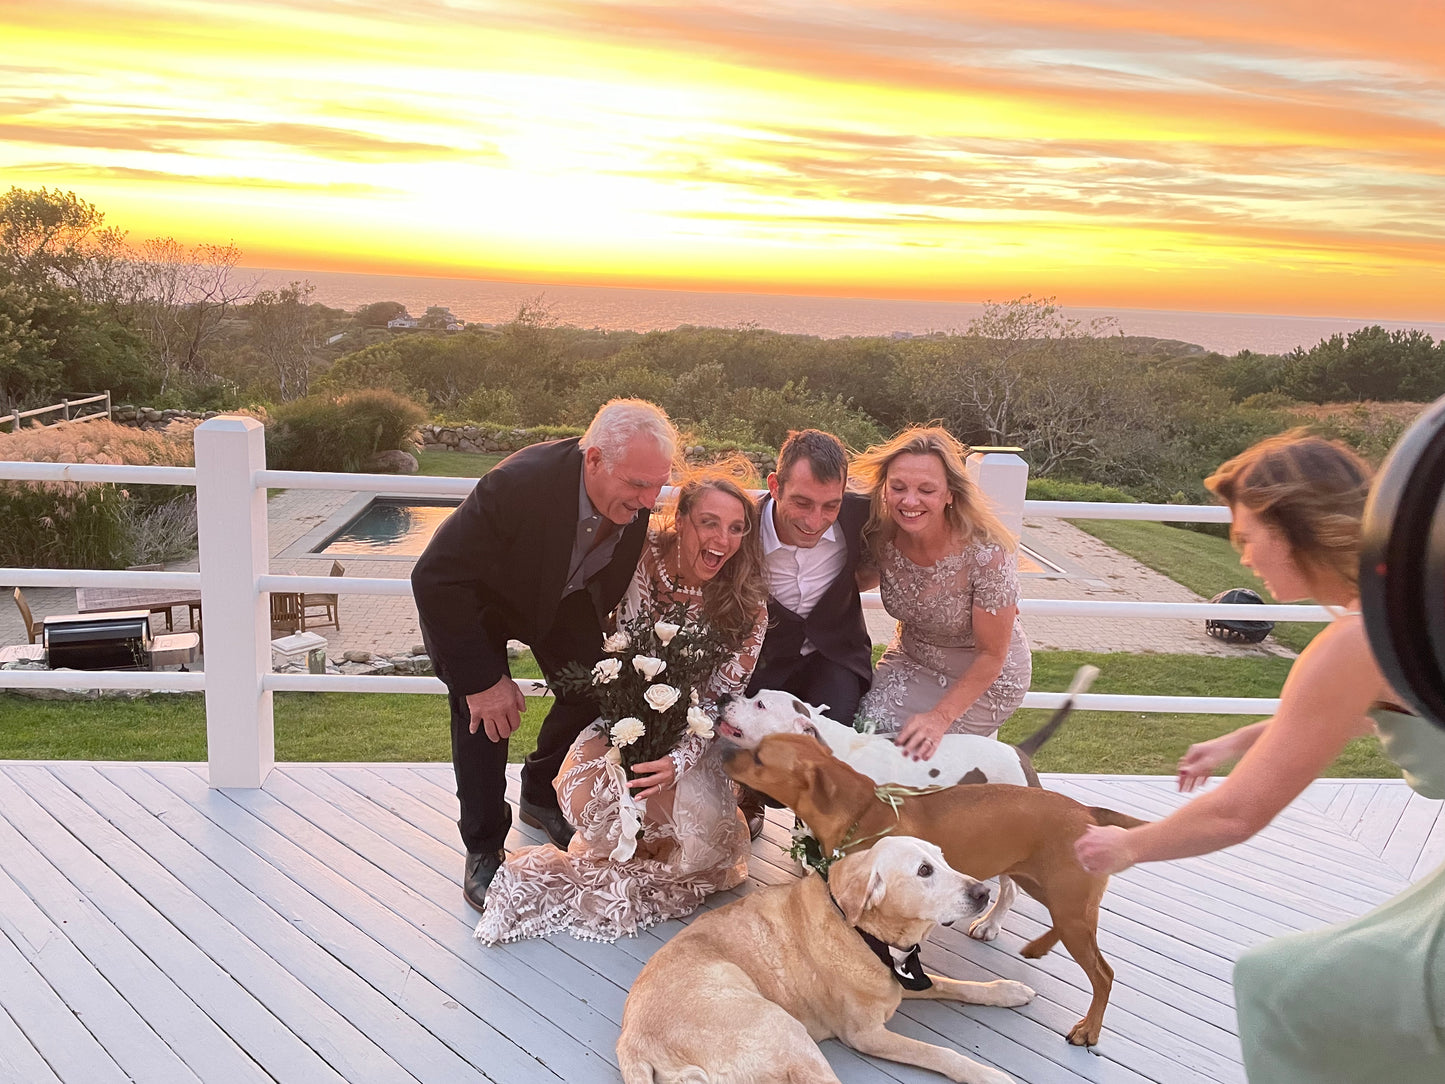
<box><xmin>411</xmin><ymin>438</ymin><xmax>649</xmax><ymax>697</ymax></box>
<box><xmin>754</xmin><ymin>491</ymin><xmax>873</xmax><ymax>683</ymax></box>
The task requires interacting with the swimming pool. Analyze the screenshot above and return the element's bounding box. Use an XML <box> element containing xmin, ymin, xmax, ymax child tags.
<box><xmin>314</xmin><ymin>497</ymin><xmax>461</xmax><ymax>557</ymax></box>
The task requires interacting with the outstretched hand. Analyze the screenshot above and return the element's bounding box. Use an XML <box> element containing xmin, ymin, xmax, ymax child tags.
<box><xmin>1177</xmin><ymin>736</ymin><xmax>1234</xmax><ymax>792</ymax></box>
<box><xmin>1074</xmin><ymin>824</ymin><xmax>1134</xmax><ymax>876</ymax></box>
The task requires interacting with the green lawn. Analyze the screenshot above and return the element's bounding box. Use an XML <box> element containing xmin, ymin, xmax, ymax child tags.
<box><xmin>1067</xmin><ymin>519</ymin><xmax>1320</xmax><ymax>653</ymax></box>
<box><xmin>0</xmin><ymin>648</ymin><xmax>1395</xmax><ymax>777</ymax></box>
<box><xmin>414</xmin><ymin>448</ymin><xmax>504</xmax><ymax>477</ymax></box>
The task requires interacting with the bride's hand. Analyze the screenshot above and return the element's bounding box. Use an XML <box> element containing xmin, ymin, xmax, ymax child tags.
<box><xmin>628</xmin><ymin>755</ymin><xmax>676</xmax><ymax>800</ymax></box>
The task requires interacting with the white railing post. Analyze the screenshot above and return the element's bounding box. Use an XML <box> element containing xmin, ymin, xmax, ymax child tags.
<box><xmin>967</xmin><ymin>451</ymin><xmax>1029</xmax><ymax>539</ymax></box>
<box><xmin>194</xmin><ymin>416</ymin><xmax>274</xmax><ymax>787</ymax></box>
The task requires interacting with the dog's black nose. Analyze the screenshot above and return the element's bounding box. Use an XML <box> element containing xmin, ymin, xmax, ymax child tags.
<box><xmin>968</xmin><ymin>881</ymin><xmax>990</xmax><ymax>904</ymax></box>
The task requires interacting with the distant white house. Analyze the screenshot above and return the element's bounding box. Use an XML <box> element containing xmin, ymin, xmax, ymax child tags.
<box><xmin>387</xmin><ymin>308</ymin><xmax>463</xmax><ymax>331</ymax></box>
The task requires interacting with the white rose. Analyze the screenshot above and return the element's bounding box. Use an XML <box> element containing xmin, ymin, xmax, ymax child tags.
<box><xmin>591</xmin><ymin>658</ymin><xmax>622</xmax><ymax>684</ymax></box>
<box><xmin>653</xmin><ymin>621</ymin><xmax>680</xmax><ymax>646</ymax></box>
<box><xmin>632</xmin><ymin>655</ymin><xmax>667</xmax><ymax>680</ymax></box>
<box><xmin>610</xmin><ymin>717</ymin><xmax>646</xmax><ymax>746</ymax></box>
<box><xmin>643</xmin><ymin>683</ymin><xmax>681</xmax><ymax>713</ymax></box>
<box><xmin>601</xmin><ymin>630</ymin><xmax>630</xmax><ymax>653</ymax></box>
<box><xmin>686</xmin><ymin>705</ymin><xmax>714</xmax><ymax>738</ymax></box>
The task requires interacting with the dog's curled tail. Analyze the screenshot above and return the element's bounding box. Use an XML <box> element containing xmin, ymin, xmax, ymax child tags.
<box><xmin>1015</xmin><ymin>664</ymin><xmax>1100</xmax><ymax>758</ymax></box>
<box><xmin>1089</xmin><ymin>806</ymin><xmax>1148</xmax><ymax>830</ymax></box>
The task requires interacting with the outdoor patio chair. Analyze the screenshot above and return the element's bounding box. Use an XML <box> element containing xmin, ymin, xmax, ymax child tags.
<box><xmin>125</xmin><ymin>563</ymin><xmax>174</xmax><ymax>630</ymax></box>
<box><xmin>12</xmin><ymin>587</ymin><xmax>43</xmax><ymax>645</ymax></box>
<box><xmin>270</xmin><ymin>591</ymin><xmax>302</xmax><ymax>635</ymax></box>
<box><xmin>301</xmin><ymin>561</ymin><xmax>344</xmax><ymax>632</ymax></box>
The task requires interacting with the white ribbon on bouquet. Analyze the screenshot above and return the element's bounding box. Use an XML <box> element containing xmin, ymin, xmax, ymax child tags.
<box><xmin>603</xmin><ymin>753</ymin><xmax>646</xmax><ymax>861</ymax></box>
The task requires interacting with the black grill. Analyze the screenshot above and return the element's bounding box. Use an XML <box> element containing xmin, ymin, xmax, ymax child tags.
<box><xmin>43</xmin><ymin>611</ymin><xmax>153</xmax><ymax>670</ymax></box>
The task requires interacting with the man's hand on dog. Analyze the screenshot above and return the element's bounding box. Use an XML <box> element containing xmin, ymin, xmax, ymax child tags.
<box><xmin>467</xmin><ymin>676</ymin><xmax>526</xmax><ymax>741</ymax></box>
<box><xmin>896</xmin><ymin>708</ymin><xmax>951</xmax><ymax>761</ymax></box>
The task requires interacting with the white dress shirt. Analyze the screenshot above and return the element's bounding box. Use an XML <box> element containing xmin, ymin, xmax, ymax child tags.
<box><xmin>760</xmin><ymin>495</ymin><xmax>848</xmax><ymax>655</ymax></box>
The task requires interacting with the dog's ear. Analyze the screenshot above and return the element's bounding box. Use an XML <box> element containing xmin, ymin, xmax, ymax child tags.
<box><xmin>799</xmin><ymin>721</ymin><xmax>821</xmax><ymax>742</ymax></box>
<box><xmin>834</xmin><ymin>864</ymin><xmax>887</xmax><ymax>926</ymax></box>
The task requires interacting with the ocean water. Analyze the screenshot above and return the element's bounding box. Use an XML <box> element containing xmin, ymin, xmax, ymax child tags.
<box><xmin>255</xmin><ymin>268</ymin><xmax>1445</xmax><ymax>357</ymax></box>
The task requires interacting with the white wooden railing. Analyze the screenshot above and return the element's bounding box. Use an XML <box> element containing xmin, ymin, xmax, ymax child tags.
<box><xmin>1</xmin><ymin>416</ymin><xmax>1330</xmax><ymax>788</ymax></box>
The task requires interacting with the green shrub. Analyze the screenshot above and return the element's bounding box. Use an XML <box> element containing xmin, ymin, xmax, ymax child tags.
<box><xmin>1026</xmin><ymin>478</ymin><xmax>1137</xmax><ymax>503</ymax></box>
<box><xmin>267</xmin><ymin>388</ymin><xmax>427</xmax><ymax>472</ymax></box>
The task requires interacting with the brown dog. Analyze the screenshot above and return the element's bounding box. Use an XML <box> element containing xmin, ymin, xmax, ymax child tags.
<box><xmin>725</xmin><ymin>733</ymin><xmax>1146</xmax><ymax>1046</ymax></box>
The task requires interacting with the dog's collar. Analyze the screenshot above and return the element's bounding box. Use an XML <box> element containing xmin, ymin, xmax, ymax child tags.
<box><xmin>824</xmin><ymin>884</ymin><xmax>933</xmax><ymax>991</ymax></box>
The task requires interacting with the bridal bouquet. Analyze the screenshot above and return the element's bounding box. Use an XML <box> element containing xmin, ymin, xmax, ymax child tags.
<box><xmin>551</xmin><ymin>596</ymin><xmax>736</xmax><ymax>859</ymax></box>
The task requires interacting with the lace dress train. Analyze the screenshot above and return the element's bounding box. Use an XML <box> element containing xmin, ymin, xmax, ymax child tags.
<box><xmin>475</xmin><ymin>531</ymin><xmax>766</xmax><ymax>944</ymax></box>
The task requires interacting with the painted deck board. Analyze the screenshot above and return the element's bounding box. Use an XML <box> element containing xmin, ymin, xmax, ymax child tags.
<box><xmin>1</xmin><ymin>762</ymin><xmax>1439</xmax><ymax>1084</ymax></box>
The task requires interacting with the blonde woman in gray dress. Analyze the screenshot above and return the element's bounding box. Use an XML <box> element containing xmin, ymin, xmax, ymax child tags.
<box><xmin>853</xmin><ymin>426</ymin><xmax>1031</xmax><ymax>759</ymax></box>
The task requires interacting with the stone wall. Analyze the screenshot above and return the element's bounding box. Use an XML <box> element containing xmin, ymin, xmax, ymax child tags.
<box><xmin>112</xmin><ymin>404</ymin><xmax>223</xmax><ymax>429</ymax></box>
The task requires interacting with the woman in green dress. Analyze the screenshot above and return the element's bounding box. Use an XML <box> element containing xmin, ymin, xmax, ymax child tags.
<box><xmin>1073</xmin><ymin>430</ymin><xmax>1445</xmax><ymax>1082</ymax></box>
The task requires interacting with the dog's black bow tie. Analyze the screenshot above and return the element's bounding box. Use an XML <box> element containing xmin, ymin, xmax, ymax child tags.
<box><xmin>856</xmin><ymin>928</ymin><xmax>933</xmax><ymax>991</ymax></box>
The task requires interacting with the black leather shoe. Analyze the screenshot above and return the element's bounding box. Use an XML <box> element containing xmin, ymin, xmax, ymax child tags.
<box><xmin>738</xmin><ymin>791</ymin><xmax>767</xmax><ymax>841</ymax></box>
<box><xmin>747</xmin><ymin>810</ymin><xmax>766</xmax><ymax>841</ymax></box>
<box><xmin>518</xmin><ymin>800</ymin><xmax>575</xmax><ymax>849</ymax></box>
<box><xmin>464</xmin><ymin>849</ymin><xmax>503</xmax><ymax>913</ymax></box>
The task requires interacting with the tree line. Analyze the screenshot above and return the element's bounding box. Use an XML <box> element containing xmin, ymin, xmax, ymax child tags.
<box><xmin>3</xmin><ymin>186</ymin><xmax>1442</xmax><ymax>502</ymax></box>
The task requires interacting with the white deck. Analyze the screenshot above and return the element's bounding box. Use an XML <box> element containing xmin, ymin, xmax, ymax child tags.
<box><xmin>0</xmin><ymin>763</ymin><xmax>1440</xmax><ymax>1084</ymax></box>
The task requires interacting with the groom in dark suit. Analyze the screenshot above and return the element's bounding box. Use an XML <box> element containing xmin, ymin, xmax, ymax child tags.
<box><xmin>741</xmin><ymin>429</ymin><xmax>873</xmax><ymax>834</ymax></box>
<box><xmin>412</xmin><ymin>400</ymin><xmax>677</xmax><ymax>911</ymax></box>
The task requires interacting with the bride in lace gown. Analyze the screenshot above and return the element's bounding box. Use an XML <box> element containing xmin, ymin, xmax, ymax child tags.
<box><xmin>853</xmin><ymin>428</ymin><xmax>1031</xmax><ymax>754</ymax></box>
<box><xmin>476</xmin><ymin>467</ymin><xmax>769</xmax><ymax>944</ymax></box>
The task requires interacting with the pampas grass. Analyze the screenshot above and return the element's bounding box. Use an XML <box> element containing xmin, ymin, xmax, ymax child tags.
<box><xmin>0</xmin><ymin>419</ymin><xmax>195</xmax><ymax>568</ymax></box>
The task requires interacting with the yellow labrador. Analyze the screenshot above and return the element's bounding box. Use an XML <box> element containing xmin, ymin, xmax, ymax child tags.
<box><xmin>617</xmin><ymin>836</ymin><xmax>1034</xmax><ymax>1084</ymax></box>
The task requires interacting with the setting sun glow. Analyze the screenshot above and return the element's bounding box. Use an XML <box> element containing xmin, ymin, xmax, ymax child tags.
<box><xmin>3</xmin><ymin>0</ymin><xmax>1442</xmax><ymax>317</ymax></box>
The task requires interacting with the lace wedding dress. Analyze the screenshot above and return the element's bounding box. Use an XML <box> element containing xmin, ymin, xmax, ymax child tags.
<box><xmin>857</xmin><ymin>538</ymin><xmax>1031</xmax><ymax>737</ymax></box>
<box><xmin>475</xmin><ymin>530</ymin><xmax>767</xmax><ymax>944</ymax></box>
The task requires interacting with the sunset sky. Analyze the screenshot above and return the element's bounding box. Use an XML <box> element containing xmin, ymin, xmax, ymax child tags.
<box><xmin>3</xmin><ymin>0</ymin><xmax>1443</xmax><ymax>318</ymax></box>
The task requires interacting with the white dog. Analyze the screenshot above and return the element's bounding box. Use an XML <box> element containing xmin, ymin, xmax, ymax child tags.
<box><xmin>618</xmin><ymin>836</ymin><xmax>1034</xmax><ymax>1084</ymax></box>
<box><xmin>719</xmin><ymin>665</ymin><xmax>1098</xmax><ymax>939</ymax></box>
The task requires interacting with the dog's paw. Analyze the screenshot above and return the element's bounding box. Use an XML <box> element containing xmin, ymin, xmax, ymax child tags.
<box><xmin>950</xmin><ymin>1062</ymin><xmax>1014</xmax><ymax>1084</ymax></box>
<box><xmin>985</xmin><ymin>979</ymin><xmax>1035</xmax><ymax>1007</ymax></box>
<box><xmin>1065</xmin><ymin>1017</ymin><xmax>1101</xmax><ymax>1046</ymax></box>
<box><xmin>967</xmin><ymin>914</ymin><xmax>1002</xmax><ymax>941</ymax></box>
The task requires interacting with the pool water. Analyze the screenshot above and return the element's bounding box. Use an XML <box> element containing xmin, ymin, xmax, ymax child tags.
<box><xmin>317</xmin><ymin>498</ymin><xmax>461</xmax><ymax>557</ymax></box>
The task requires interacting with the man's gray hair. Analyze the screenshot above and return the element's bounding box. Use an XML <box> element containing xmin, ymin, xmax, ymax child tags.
<box><xmin>579</xmin><ymin>399</ymin><xmax>678</xmax><ymax>466</ymax></box>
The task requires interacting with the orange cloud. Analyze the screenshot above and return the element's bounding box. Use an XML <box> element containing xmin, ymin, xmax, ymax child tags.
<box><xmin>0</xmin><ymin>0</ymin><xmax>1440</xmax><ymax>319</ymax></box>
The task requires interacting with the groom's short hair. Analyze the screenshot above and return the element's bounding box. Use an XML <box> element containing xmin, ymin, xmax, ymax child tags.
<box><xmin>776</xmin><ymin>429</ymin><xmax>847</xmax><ymax>488</ymax></box>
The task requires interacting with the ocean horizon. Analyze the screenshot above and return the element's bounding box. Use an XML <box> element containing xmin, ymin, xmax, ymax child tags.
<box><xmin>253</xmin><ymin>267</ymin><xmax>1445</xmax><ymax>358</ymax></box>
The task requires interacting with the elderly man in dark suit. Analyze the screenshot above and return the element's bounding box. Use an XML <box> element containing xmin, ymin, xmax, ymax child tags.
<box><xmin>412</xmin><ymin>400</ymin><xmax>677</xmax><ymax>911</ymax></box>
<box><xmin>740</xmin><ymin>429</ymin><xmax>873</xmax><ymax>836</ymax></box>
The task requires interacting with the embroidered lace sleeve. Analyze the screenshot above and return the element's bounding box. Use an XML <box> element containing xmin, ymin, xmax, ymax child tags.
<box><xmin>702</xmin><ymin>602</ymin><xmax>769</xmax><ymax>710</ymax></box>
<box><xmin>971</xmin><ymin>543</ymin><xmax>1021</xmax><ymax>615</ymax></box>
